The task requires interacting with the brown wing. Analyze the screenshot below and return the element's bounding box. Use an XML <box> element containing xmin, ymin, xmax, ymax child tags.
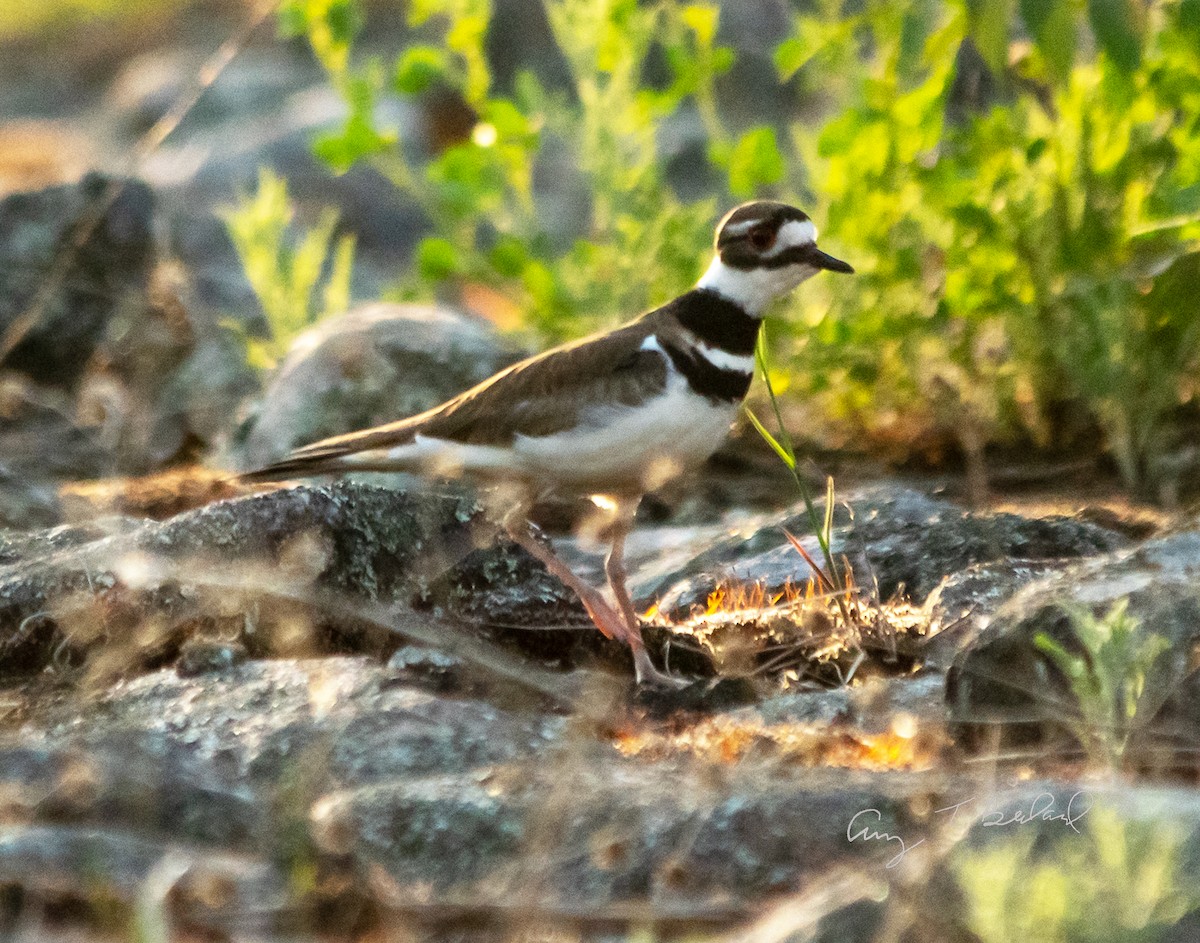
<box><xmin>241</xmin><ymin>320</ymin><xmax>668</xmax><ymax>480</ymax></box>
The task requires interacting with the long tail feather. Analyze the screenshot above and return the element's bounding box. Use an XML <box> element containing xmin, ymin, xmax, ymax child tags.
<box><xmin>238</xmin><ymin>447</ymin><xmax>357</xmax><ymax>483</ymax></box>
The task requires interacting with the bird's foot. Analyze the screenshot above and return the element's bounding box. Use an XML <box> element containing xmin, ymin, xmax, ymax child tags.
<box><xmin>632</xmin><ymin>647</ymin><xmax>689</xmax><ymax>689</ymax></box>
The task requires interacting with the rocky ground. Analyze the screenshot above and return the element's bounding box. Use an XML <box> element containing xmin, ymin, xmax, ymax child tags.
<box><xmin>2</xmin><ymin>4</ymin><xmax>1200</xmax><ymax>942</ymax></box>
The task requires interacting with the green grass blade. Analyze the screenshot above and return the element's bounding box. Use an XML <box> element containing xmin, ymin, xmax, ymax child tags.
<box><xmin>749</xmin><ymin>326</ymin><xmax>843</xmax><ymax>595</ymax></box>
<box><xmin>744</xmin><ymin>406</ymin><xmax>796</xmax><ymax>470</ymax></box>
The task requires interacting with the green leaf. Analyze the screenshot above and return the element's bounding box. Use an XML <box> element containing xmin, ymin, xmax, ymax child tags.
<box><xmin>711</xmin><ymin>47</ymin><xmax>735</xmax><ymax>75</ymax></box>
<box><xmin>322</xmin><ymin>233</ymin><xmax>356</xmax><ymax>318</ymax></box>
<box><xmin>489</xmin><ymin>235</ymin><xmax>528</xmax><ymax>277</ymax></box>
<box><xmin>681</xmin><ymin>3</ymin><xmax>720</xmax><ymax>48</ymax></box>
<box><xmin>313</xmin><ymin>121</ymin><xmax>391</xmax><ymax>173</ymax></box>
<box><xmin>1182</xmin><ymin>0</ymin><xmax>1200</xmax><ymax>41</ymax></box>
<box><xmin>416</xmin><ymin>237</ymin><xmax>461</xmax><ymax>280</ymax></box>
<box><xmin>277</xmin><ymin>1</ymin><xmax>308</xmax><ymax>38</ymax></box>
<box><xmin>312</xmin><ymin>74</ymin><xmax>394</xmax><ymax>173</ymax></box>
<box><xmin>324</xmin><ymin>0</ymin><xmax>362</xmax><ymax>44</ymax></box>
<box><xmin>482</xmin><ymin>98</ymin><xmax>531</xmax><ymax>139</ymax></box>
<box><xmin>1088</xmin><ymin>0</ymin><xmax>1144</xmax><ymax>72</ymax></box>
<box><xmin>774</xmin><ymin>37</ymin><xmax>808</xmax><ymax>81</ymax></box>
<box><xmin>744</xmin><ymin>406</ymin><xmax>796</xmax><ymax>470</ymax></box>
<box><xmin>394</xmin><ymin>46</ymin><xmax>447</xmax><ymax>94</ymax></box>
<box><xmin>1021</xmin><ymin>0</ymin><xmax>1075</xmax><ymax>83</ymax></box>
<box><xmin>727</xmin><ymin>126</ymin><xmax>785</xmax><ymax>197</ymax></box>
<box><xmin>965</xmin><ymin>0</ymin><xmax>1015</xmax><ymax>75</ymax></box>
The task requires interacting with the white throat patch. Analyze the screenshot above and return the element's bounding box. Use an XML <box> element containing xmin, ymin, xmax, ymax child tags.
<box><xmin>699</xmin><ymin>217</ymin><xmax>821</xmax><ymax>313</ymax></box>
<box><xmin>696</xmin><ymin>256</ymin><xmax>818</xmax><ymax>314</ymax></box>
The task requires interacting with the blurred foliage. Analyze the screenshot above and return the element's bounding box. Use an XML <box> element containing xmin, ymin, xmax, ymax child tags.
<box><xmin>278</xmin><ymin>0</ymin><xmax>1200</xmax><ymax>492</ymax></box>
<box><xmin>222</xmin><ymin>168</ymin><xmax>356</xmax><ymax>370</ymax></box>
<box><xmin>956</xmin><ymin>806</ymin><xmax>1200</xmax><ymax>942</ymax></box>
<box><xmin>1034</xmin><ymin>599</ymin><xmax>1171</xmax><ymax>769</ymax></box>
<box><xmin>800</xmin><ymin>0</ymin><xmax>1200</xmax><ymax>492</ymax></box>
<box><xmin>278</xmin><ymin>0</ymin><xmax>777</xmax><ymax>340</ymax></box>
<box><xmin>0</xmin><ymin>0</ymin><xmax>185</xmax><ymax>40</ymax></box>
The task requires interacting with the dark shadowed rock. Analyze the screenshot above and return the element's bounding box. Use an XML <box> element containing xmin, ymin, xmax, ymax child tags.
<box><xmin>238</xmin><ymin>303</ymin><xmax>524</xmax><ymax>467</ymax></box>
<box><xmin>648</xmin><ymin>485</ymin><xmax>1128</xmax><ymax>614</ymax></box>
<box><xmin>947</xmin><ymin>532</ymin><xmax>1200</xmax><ymax>763</ymax></box>
<box><xmin>0</xmin><ymin>174</ymin><xmax>157</xmax><ymax>385</ymax></box>
<box><xmin>0</xmin><ymin>480</ymin><xmax>629</xmax><ymax>681</ymax></box>
<box><xmin>0</xmin><ymin>174</ymin><xmax>258</xmax><ymax>517</ymax></box>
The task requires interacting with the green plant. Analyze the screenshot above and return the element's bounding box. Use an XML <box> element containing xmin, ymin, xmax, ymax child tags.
<box><xmin>956</xmin><ymin>806</ymin><xmax>1197</xmax><ymax>942</ymax></box>
<box><xmin>277</xmin><ymin>0</ymin><xmax>795</xmax><ymax>341</ymax></box>
<box><xmin>222</xmin><ymin>168</ymin><xmax>356</xmax><ymax>369</ymax></box>
<box><xmin>778</xmin><ymin>0</ymin><xmax>1200</xmax><ymax>491</ymax></box>
<box><xmin>1034</xmin><ymin>598</ymin><xmax>1171</xmax><ymax>769</ymax></box>
<box><xmin>745</xmin><ymin>328</ymin><xmax>849</xmax><ymax>607</ymax></box>
<box><xmin>277</xmin><ymin>0</ymin><xmax>1200</xmax><ymax>495</ymax></box>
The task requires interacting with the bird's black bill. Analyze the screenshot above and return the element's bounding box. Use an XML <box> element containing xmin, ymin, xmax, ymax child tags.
<box><xmin>810</xmin><ymin>248</ymin><xmax>854</xmax><ymax>273</ymax></box>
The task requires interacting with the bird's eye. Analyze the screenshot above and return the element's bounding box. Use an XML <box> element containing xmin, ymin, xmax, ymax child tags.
<box><xmin>748</xmin><ymin>227</ymin><xmax>776</xmax><ymax>252</ymax></box>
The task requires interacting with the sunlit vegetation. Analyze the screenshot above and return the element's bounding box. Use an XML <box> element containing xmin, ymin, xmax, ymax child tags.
<box><xmin>0</xmin><ymin>0</ymin><xmax>186</xmax><ymax>40</ymax></box>
<box><xmin>664</xmin><ymin>568</ymin><xmax>926</xmax><ymax>686</ymax></box>
<box><xmin>1035</xmin><ymin>599</ymin><xmax>1172</xmax><ymax>770</ymax></box>
<box><xmin>957</xmin><ymin>806</ymin><xmax>1200</xmax><ymax>943</ymax></box>
<box><xmin>614</xmin><ymin>711</ymin><xmax>941</xmax><ymax>770</ymax></box>
<box><xmin>276</xmin><ymin>0</ymin><xmax>1200</xmax><ymax>496</ymax></box>
<box><xmin>223</xmin><ymin>168</ymin><xmax>357</xmax><ymax>369</ymax></box>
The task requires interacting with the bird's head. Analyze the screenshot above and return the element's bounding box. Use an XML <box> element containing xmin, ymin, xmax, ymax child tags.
<box><xmin>698</xmin><ymin>201</ymin><xmax>853</xmax><ymax>314</ymax></box>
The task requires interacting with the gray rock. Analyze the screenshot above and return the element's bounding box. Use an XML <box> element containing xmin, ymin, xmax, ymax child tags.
<box><xmin>0</xmin><ymin>173</ymin><xmax>158</xmax><ymax>385</ymax></box>
<box><xmin>649</xmin><ymin>485</ymin><xmax>1127</xmax><ymax>614</ymax></box>
<box><xmin>238</xmin><ymin>303</ymin><xmax>524</xmax><ymax>467</ymax></box>
<box><xmin>0</xmin><ymin>482</ymin><xmax>463</xmax><ymax>669</ymax></box>
<box><xmin>0</xmin><ymin>480</ymin><xmax>615</xmax><ymax>682</ymax></box>
<box><xmin>313</xmin><ymin>764</ymin><xmax>911</xmax><ymax>909</ymax></box>
<box><xmin>0</xmin><ymin>656</ymin><xmax>568</xmax><ymax>928</ymax></box>
<box><xmin>946</xmin><ymin>531</ymin><xmax>1200</xmax><ymax>761</ymax></box>
<box><xmin>0</xmin><ymin>824</ymin><xmax>287</xmax><ymax>932</ymax></box>
<box><xmin>2</xmin><ymin>654</ymin><xmax>925</xmax><ymax>933</ymax></box>
<box><xmin>922</xmin><ymin>559</ymin><xmax>1074</xmax><ymax>669</ymax></box>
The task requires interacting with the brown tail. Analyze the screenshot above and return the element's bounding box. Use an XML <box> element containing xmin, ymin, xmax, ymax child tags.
<box><xmin>237</xmin><ymin>445</ymin><xmax>357</xmax><ymax>483</ymax></box>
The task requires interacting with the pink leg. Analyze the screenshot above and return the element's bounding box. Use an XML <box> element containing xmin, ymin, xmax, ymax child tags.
<box><xmin>603</xmin><ymin>499</ymin><xmax>685</xmax><ymax>688</ymax></box>
<box><xmin>504</xmin><ymin>516</ymin><xmax>683</xmax><ymax>687</ymax></box>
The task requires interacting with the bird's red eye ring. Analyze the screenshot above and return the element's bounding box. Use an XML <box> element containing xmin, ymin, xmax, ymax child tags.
<box><xmin>748</xmin><ymin>227</ymin><xmax>776</xmax><ymax>252</ymax></box>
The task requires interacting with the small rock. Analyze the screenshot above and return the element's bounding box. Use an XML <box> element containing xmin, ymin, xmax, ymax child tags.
<box><xmin>175</xmin><ymin>637</ymin><xmax>248</xmax><ymax>677</ymax></box>
<box><xmin>238</xmin><ymin>303</ymin><xmax>524</xmax><ymax>468</ymax></box>
<box><xmin>313</xmin><ymin>763</ymin><xmax>911</xmax><ymax>907</ymax></box>
<box><xmin>922</xmin><ymin>559</ymin><xmax>1072</xmax><ymax>668</ymax></box>
<box><xmin>387</xmin><ymin>643</ymin><xmax>463</xmax><ymax>690</ymax></box>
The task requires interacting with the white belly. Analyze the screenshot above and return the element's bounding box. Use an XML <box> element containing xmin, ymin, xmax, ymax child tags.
<box><xmin>513</xmin><ymin>376</ymin><xmax>739</xmax><ymax>491</ymax></box>
<box><xmin>367</xmin><ymin>376</ymin><xmax>739</xmax><ymax>494</ymax></box>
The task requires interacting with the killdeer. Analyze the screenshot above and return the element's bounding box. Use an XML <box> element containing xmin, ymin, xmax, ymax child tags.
<box><xmin>242</xmin><ymin>201</ymin><xmax>853</xmax><ymax>686</ymax></box>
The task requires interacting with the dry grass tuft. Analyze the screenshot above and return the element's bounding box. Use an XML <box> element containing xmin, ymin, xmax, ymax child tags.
<box><xmin>660</xmin><ymin>569</ymin><xmax>927</xmax><ymax>688</ymax></box>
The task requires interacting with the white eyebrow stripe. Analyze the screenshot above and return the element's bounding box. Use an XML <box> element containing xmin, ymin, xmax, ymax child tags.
<box><xmin>721</xmin><ymin>219</ymin><xmax>759</xmax><ymax>237</ymax></box>
<box><xmin>765</xmin><ymin>219</ymin><xmax>817</xmax><ymax>256</ymax></box>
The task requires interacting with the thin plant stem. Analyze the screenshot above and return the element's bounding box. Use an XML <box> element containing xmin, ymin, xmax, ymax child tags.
<box><xmin>745</xmin><ymin>326</ymin><xmax>851</xmax><ymax>623</ymax></box>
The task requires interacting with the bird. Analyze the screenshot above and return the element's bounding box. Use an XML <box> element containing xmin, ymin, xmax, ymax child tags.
<box><xmin>241</xmin><ymin>201</ymin><xmax>853</xmax><ymax>687</ymax></box>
